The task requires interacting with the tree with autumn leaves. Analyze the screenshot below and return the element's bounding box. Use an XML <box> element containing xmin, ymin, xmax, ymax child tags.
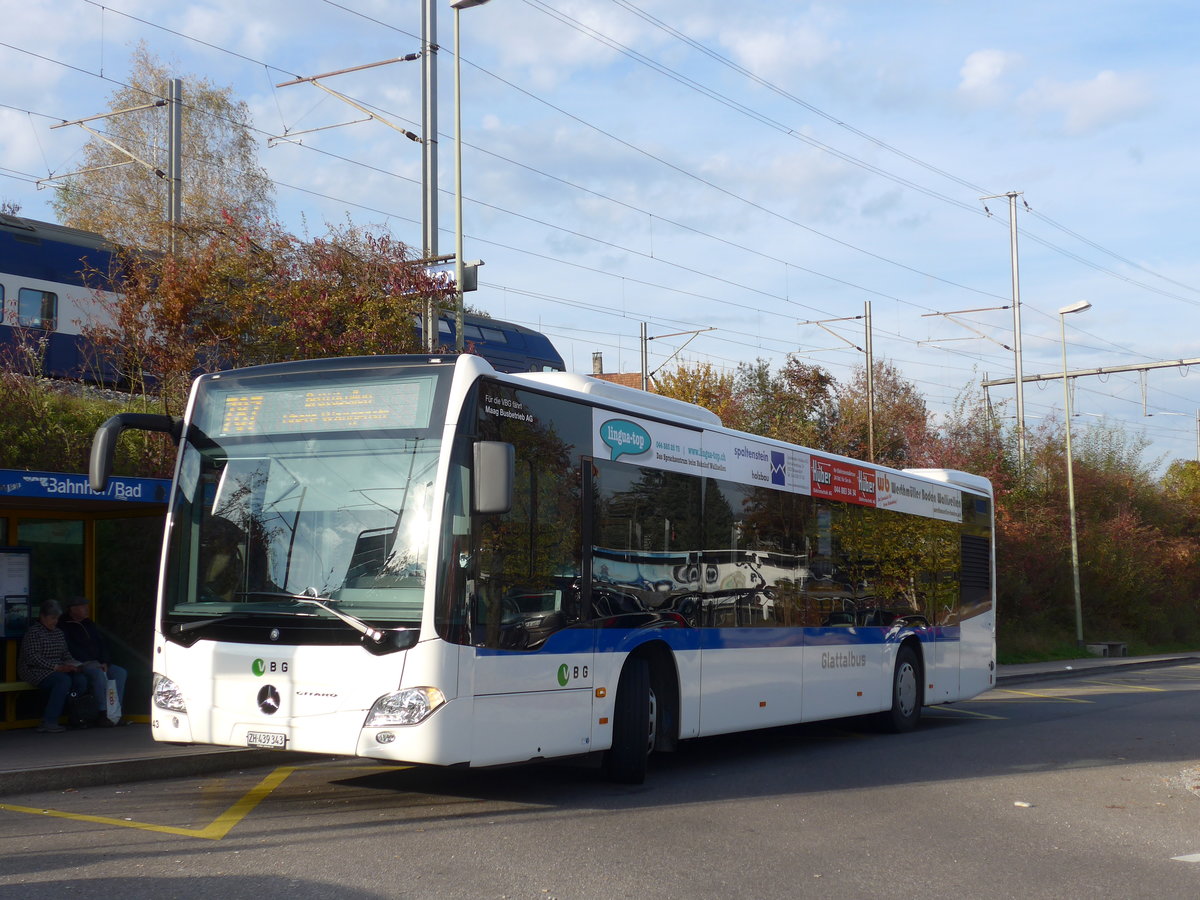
<box><xmin>51</xmin><ymin>44</ymin><xmax>274</xmax><ymax>253</ymax></box>
<box><xmin>81</xmin><ymin>218</ymin><xmax>444</xmax><ymax>412</ymax></box>
<box><xmin>0</xmin><ymin>216</ymin><xmax>443</xmax><ymax>480</ymax></box>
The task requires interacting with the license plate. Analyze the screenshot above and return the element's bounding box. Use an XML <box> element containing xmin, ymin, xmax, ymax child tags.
<box><xmin>246</xmin><ymin>730</ymin><xmax>287</xmax><ymax>749</ymax></box>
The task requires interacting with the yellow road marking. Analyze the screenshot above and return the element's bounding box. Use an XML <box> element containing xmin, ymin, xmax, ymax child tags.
<box><xmin>1081</xmin><ymin>679</ymin><xmax>1166</xmax><ymax>693</ymax></box>
<box><xmin>0</xmin><ymin>761</ymin><xmax>409</xmax><ymax>840</ymax></box>
<box><xmin>991</xmin><ymin>688</ymin><xmax>1091</xmax><ymax>703</ymax></box>
<box><xmin>195</xmin><ymin>765</ymin><xmax>298</xmax><ymax>839</ymax></box>
<box><xmin>0</xmin><ymin>765</ymin><xmax>299</xmax><ymax>840</ymax></box>
<box><xmin>926</xmin><ymin>706</ymin><xmax>1005</xmax><ymax>720</ymax></box>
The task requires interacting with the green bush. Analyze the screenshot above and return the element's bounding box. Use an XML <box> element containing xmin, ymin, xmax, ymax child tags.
<box><xmin>0</xmin><ymin>373</ymin><xmax>173</xmax><ymax>477</ymax></box>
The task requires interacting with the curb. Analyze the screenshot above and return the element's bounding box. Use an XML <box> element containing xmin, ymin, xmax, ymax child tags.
<box><xmin>995</xmin><ymin>655</ymin><xmax>1199</xmax><ymax>687</ymax></box>
<box><xmin>0</xmin><ymin>748</ymin><xmax>311</xmax><ymax>798</ymax></box>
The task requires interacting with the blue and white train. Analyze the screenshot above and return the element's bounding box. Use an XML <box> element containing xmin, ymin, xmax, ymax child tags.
<box><xmin>0</xmin><ymin>213</ymin><xmax>564</xmax><ymax>381</ymax></box>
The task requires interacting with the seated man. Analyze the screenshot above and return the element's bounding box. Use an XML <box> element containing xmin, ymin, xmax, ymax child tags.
<box><xmin>17</xmin><ymin>599</ymin><xmax>92</xmax><ymax>733</ymax></box>
<box><xmin>60</xmin><ymin>596</ymin><xmax>125</xmax><ymax>725</ymax></box>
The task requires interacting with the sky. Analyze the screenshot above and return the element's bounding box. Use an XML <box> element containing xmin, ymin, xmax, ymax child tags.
<box><xmin>2</xmin><ymin>0</ymin><xmax>1198</xmax><ymax>471</ymax></box>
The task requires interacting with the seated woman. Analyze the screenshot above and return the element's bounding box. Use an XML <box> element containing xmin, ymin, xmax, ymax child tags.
<box><xmin>17</xmin><ymin>599</ymin><xmax>101</xmax><ymax>732</ymax></box>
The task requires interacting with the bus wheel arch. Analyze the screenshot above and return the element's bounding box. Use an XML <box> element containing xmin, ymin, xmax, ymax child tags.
<box><xmin>879</xmin><ymin>639</ymin><xmax>923</xmax><ymax>733</ymax></box>
<box><xmin>637</xmin><ymin>640</ymin><xmax>679</xmax><ymax>752</ymax></box>
<box><xmin>604</xmin><ymin>642</ymin><xmax>679</xmax><ymax>783</ymax></box>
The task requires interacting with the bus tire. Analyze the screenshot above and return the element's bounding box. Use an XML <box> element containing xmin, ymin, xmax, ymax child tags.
<box><xmin>605</xmin><ymin>656</ymin><xmax>654</xmax><ymax>784</ymax></box>
<box><xmin>880</xmin><ymin>645</ymin><xmax>922</xmax><ymax>733</ymax></box>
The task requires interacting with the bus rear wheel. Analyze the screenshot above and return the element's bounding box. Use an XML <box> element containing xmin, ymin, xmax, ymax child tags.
<box><xmin>605</xmin><ymin>657</ymin><xmax>655</xmax><ymax>784</ymax></box>
<box><xmin>879</xmin><ymin>645</ymin><xmax>922</xmax><ymax>733</ymax></box>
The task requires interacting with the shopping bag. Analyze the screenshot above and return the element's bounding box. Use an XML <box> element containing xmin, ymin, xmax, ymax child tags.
<box><xmin>106</xmin><ymin>678</ymin><xmax>122</xmax><ymax>725</ymax></box>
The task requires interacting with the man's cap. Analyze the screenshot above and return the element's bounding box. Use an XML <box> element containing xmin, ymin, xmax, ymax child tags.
<box><xmin>66</xmin><ymin>596</ymin><xmax>90</xmax><ymax>608</ymax></box>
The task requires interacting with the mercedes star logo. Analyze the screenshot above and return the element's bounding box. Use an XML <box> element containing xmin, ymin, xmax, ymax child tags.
<box><xmin>257</xmin><ymin>684</ymin><xmax>281</xmax><ymax>715</ymax></box>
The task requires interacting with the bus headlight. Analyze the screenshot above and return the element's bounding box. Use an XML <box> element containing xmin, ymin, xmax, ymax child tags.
<box><xmin>152</xmin><ymin>674</ymin><xmax>187</xmax><ymax>713</ymax></box>
<box><xmin>365</xmin><ymin>687</ymin><xmax>446</xmax><ymax>726</ymax></box>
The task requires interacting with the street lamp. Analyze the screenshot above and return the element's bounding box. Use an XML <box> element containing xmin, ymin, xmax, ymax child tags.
<box><xmin>452</xmin><ymin>0</ymin><xmax>492</xmax><ymax>352</ymax></box>
<box><xmin>1059</xmin><ymin>299</ymin><xmax>1091</xmax><ymax>646</ymax></box>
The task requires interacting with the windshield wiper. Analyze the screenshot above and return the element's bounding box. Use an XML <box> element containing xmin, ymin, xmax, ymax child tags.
<box><xmin>170</xmin><ymin>614</ymin><xmax>252</xmax><ymax>635</ymax></box>
<box><xmin>255</xmin><ymin>587</ymin><xmax>413</xmax><ymax>648</ymax></box>
<box><xmin>291</xmin><ymin>588</ymin><xmax>388</xmax><ymax>643</ymax></box>
<box><xmin>201</xmin><ymin>589</ymin><xmax>416</xmax><ymax>654</ymax></box>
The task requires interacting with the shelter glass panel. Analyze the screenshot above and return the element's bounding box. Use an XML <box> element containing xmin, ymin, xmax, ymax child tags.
<box><xmin>17</xmin><ymin>518</ymin><xmax>83</xmax><ymax>604</ymax></box>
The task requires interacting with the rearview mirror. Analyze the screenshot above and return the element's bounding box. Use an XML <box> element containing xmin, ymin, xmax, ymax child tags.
<box><xmin>473</xmin><ymin>441</ymin><xmax>514</xmax><ymax>515</ymax></box>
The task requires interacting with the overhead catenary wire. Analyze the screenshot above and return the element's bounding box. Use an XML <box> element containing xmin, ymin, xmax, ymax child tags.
<box><xmin>2</xmin><ymin>5</ymin><xmax>1196</xmax><ymax>458</ymax></box>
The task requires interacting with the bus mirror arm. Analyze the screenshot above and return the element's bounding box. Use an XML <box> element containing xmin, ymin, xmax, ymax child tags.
<box><xmin>291</xmin><ymin>594</ymin><xmax>418</xmax><ymax>654</ymax></box>
<box><xmin>473</xmin><ymin>441</ymin><xmax>514</xmax><ymax>515</ymax></box>
<box><xmin>89</xmin><ymin>413</ymin><xmax>185</xmax><ymax>492</ymax></box>
<box><xmin>363</xmin><ymin>628</ymin><xmax>420</xmax><ymax>655</ymax></box>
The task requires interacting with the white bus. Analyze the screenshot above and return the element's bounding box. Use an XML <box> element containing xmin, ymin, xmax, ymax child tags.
<box><xmin>91</xmin><ymin>353</ymin><xmax>995</xmax><ymax>783</ymax></box>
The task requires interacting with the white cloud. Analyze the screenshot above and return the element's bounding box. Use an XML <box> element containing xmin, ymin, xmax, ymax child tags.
<box><xmin>490</xmin><ymin>1</ymin><xmax>646</xmax><ymax>90</ymax></box>
<box><xmin>174</xmin><ymin>2</ymin><xmax>284</xmax><ymax>60</ymax></box>
<box><xmin>1020</xmin><ymin>70</ymin><xmax>1153</xmax><ymax>135</ymax></box>
<box><xmin>719</xmin><ymin>22</ymin><xmax>841</xmax><ymax>82</ymax></box>
<box><xmin>957</xmin><ymin>49</ymin><xmax>1022</xmax><ymax>105</ymax></box>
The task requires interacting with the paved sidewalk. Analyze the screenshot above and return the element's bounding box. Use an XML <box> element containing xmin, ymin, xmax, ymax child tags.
<box><xmin>0</xmin><ymin>723</ymin><xmax>311</xmax><ymax>796</ymax></box>
<box><xmin>1</xmin><ymin>653</ymin><xmax>1196</xmax><ymax>797</ymax></box>
<box><xmin>995</xmin><ymin>651</ymin><xmax>1200</xmax><ymax>685</ymax></box>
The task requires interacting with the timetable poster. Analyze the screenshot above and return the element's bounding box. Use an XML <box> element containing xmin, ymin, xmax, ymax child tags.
<box><xmin>0</xmin><ymin>548</ymin><xmax>31</xmax><ymax>637</ymax></box>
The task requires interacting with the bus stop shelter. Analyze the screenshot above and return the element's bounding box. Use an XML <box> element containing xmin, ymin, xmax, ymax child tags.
<box><xmin>0</xmin><ymin>468</ymin><xmax>168</xmax><ymax>728</ymax></box>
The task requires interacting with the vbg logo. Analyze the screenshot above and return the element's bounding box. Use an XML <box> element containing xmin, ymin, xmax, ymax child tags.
<box><xmin>252</xmin><ymin>658</ymin><xmax>288</xmax><ymax>676</ymax></box>
<box><xmin>556</xmin><ymin>663</ymin><xmax>589</xmax><ymax>686</ymax></box>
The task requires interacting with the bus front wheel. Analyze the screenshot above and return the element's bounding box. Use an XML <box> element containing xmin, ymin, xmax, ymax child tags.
<box><xmin>605</xmin><ymin>657</ymin><xmax>655</xmax><ymax>784</ymax></box>
<box><xmin>879</xmin><ymin>645</ymin><xmax>922</xmax><ymax>733</ymax></box>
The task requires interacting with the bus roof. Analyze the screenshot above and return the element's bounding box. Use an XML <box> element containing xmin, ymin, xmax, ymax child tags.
<box><xmin>514</xmin><ymin>371</ymin><xmax>722</xmax><ymax>427</ymax></box>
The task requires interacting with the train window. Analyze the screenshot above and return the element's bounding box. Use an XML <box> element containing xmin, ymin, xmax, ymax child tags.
<box><xmin>17</xmin><ymin>288</ymin><xmax>57</xmax><ymax>330</ymax></box>
<box><xmin>478</xmin><ymin>326</ymin><xmax>507</xmax><ymax>343</ymax></box>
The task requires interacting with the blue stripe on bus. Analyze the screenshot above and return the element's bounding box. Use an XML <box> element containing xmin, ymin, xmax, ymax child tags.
<box><xmin>476</xmin><ymin>624</ymin><xmax>962</xmax><ymax>656</ymax></box>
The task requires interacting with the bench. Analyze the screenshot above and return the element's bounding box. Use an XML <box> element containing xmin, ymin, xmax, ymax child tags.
<box><xmin>1</xmin><ymin>680</ymin><xmax>39</xmax><ymax>729</ymax></box>
<box><xmin>1085</xmin><ymin>641</ymin><xmax>1128</xmax><ymax>658</ymax></box>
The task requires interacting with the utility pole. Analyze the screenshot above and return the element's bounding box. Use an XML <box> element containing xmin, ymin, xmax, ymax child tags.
<box><xmin>46</xmin><ymin>89</ymin><xmax>182</xmax><ymax>251</ymax></box>
<box><xmin>167</xmin><ymin>78</ymin><xmax>183</xmax><ymax>255</ymax></box>
<box><xmin>982</xmin><ymin>191</ymin><xmax>1026</xmax><ymax>470</ymax></box>
<box><xmin>865</xmin><ymin>301</ymin><xmax>874</xmax><ymax>463</ymax></box>
<box><xmin>422</xmin><ymin>0</ymin><xmax>439</xmax><ymax>350</ymax></box>
<box><xmin>799</xmin><ymin>309</ymin><xmax>875</xmax><ymax>461</ymax></box>
<box><xmin>640</xmin><ymin>322</ymin><xmax>648</xmax><ymax>391</ymax></box>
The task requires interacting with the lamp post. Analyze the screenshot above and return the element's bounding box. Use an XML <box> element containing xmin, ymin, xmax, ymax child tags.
<box><xmin>1059</xmin><ymin>299</ymin><xmax>1091</xmax><ymax>646</ymax></box>
<box><xmin>451</xmin><ymin>0</ymin><xmax>492</xmax><ymax>352</ymax></box>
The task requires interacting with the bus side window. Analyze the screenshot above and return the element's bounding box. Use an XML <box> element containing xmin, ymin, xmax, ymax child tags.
<box><xmin>436</xmin><ymin>459</ymin><xmax>475</xmax><ymax>646</ymax></box>
<box><xmin>470</xmin><ymin>386</ymin><xmax>584</xmax><ymax>650</ymax></box>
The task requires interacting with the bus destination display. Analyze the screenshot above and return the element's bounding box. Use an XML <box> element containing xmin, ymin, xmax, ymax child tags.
<box><xmin>213</xmin><ymin>379</ymin><xmax>433</xmax><ymax>437</ymax></box>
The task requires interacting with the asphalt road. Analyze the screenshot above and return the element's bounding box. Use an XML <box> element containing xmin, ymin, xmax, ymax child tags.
<box><xmin>1</xmin><ymin>662</ymin><xmax>1198</xmax><ymax>899</ymax></box>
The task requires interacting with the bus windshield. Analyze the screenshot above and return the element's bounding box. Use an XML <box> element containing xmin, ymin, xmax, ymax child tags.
<box><xmin>162</xmin><ymin>367</ymin><xmax>446</xmax><ymax>633</ymax></box>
